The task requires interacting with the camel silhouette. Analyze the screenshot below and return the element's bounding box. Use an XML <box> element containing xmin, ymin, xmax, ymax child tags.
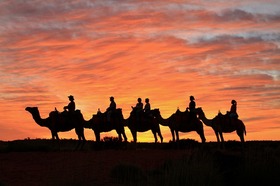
<box><xmin>196</xmin><ymin>107</ymin><xmax>246</xmax><ymax>146</ymax></box>
<box><xmin>85</xmin><ymin>109</ymin><xmax>127</xmax><ymax>142</ymax></box>
<box><xmin>153</xmin><ymin>108</ymin><xmax>206</xmax><ymax>143</ymax></box>
<box><xmin>25</xmin><ymin>107</ymin><xmax>86</xmax><ymax>149</ymax></box>
<box><xmin>124</xmin><ymin>108</ymin><xmax>163</xmax><ymax>143</ymax></box>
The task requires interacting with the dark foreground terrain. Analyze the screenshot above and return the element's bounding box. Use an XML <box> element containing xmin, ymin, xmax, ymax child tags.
<box><xmin>0</xmin><ymin>139</ymin><xmax>279</xmax><ymax>186</ymax></box>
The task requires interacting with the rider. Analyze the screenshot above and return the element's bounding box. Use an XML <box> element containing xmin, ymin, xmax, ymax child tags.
<box><xmin>106</xmin><ymin>96</ymin><xmax>116</xmax><ymax>122</ymax></box>
<box><xmin>144</xmin><ymin>98</ymin><xmax>152</xmax><ymax>117</ymax></box>
<box><xmin>187</xmin><ymin>95</ymin><xmax>197</xmax><ymax>122</ymax></box>
<box><xmin>64</xmin><ymin>95</ymin><xmax>76</xmax><ymax>113</ymax></box>
<box><xmin>132</xmin><ymin>98</ymin><xmax>143</xmax><ymax>111</ymax></box>
<box><xmin>228</xmin><ymin>100</ymin><xmax>238</xmax><ymax>125</ymax></box>
<box><xmin>131</xmin><ymin>98</ymin><xmax>143</xmax><ymax>123</ymax></box>
<box><xmin>62</xmin><ymin>95</ymin><xmax>76</xmax><ymax>121</ymax></box>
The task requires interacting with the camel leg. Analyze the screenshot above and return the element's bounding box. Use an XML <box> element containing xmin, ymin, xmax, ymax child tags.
<box><xmin>75</xmin><ymin>127</ymin><xmax>86</xmax><ymax>150</ymax></box>
<box><xmin>75</xmin><ymin>131</ymin><xmax>83</xmax><ymax>150</ymax></box>
<box><xmin>51</xmin><ymin>132</ymin><xmax>55</xmax><ymax>140</ymax></box>
<box><xmin>175</xmin><ymin>130</ymin><xmax>179</xmax><ymax>141</ymax></box>
<box><xmin>118</xmin><ymin>133</ymin><xmax>123</xmax><ymax>142</ymax></box>
<box><xmin>219</xmin><ymin>132</ymin><xmax>224</xmax><ymax>142</ymax></box>
<box><xmin>152</xmin><ymin>131</ymin><xmax>158</xmax><ymax>143</ymax></box>
<box><xmin>81</xmin><ymin>133</ymin><xmax>86</xmax><ymax>149</ymax></box>
<box><xmin>119</xmin><ymin>127</ymin><xmax>127</xmax><ymax>142</ymax></box>
<box><xmin>94</xmin><ymin>131</ymin><xmax>100</xmax><ymax>142</ymax></box>
<box><xmin>196</xmin><ymin>124</ymin><xmax>206</xmax><ymax>143</ymax></box>
<box><xmin>155</xmin><ymin>124</ymin><xmax>163</xmax><ymax>143</ymax></box>
<box><xmin>215</xmin><ymin>131</ymin><xmax>220</xmax><ymax>142</ymax></box>
<box><xmin>122</xmin><ymin>131</ymin><xmax>127</xmax><ymax>142</ymax></box>
<box><xmin>237</xmin><ymin>130</ymin><xmax>245</xmax><ymax>149</ymax></box>
<box><xmin>51</xmin><ymin>131</ymin><xmax>59</xmax><ymax>140</ymax></box>
<box><xmin>237</xmin><ymin>130</ymin><xmax>245</xmax><ymax>143</ymax></box>
<box><xmin>197</xmin><ymin>130</ymin><xmax>206</xmax><ymax>143</ymax></box>
<box><xmin>75</xmin><ymin>135</ymin><xmax>82</xmax><ymax>150</ymax></box>
<box><xmin>158</xmin><ymin>131</ymin><xmax>163</xmax><ymax>143</ymax></box>
<box><xmin>219</xmin><ymin>132</ymin><xmax>225</xmax><ymax>149</ymax></box>
<box><xmin>132</xmin><ymin>130</ymin><xmax>137</xmax><ymax>143</ymax></box>
<box><xmin>51</xmin><ymin>131</ymin><xmax>60</xmax><ymax>150</ymax></box>
<box><xmin>78</xmin><ymin>128</ymin><xmax>86</xmax><ymax>150</ymax></box>
<box><xmin>171</xmin><ymin>129</ymin><xmax>175</xmax><ymax>142</ymax></box>
<box><xmin>115</xmin><ymin>128</ymin><xmax>122</xmax><ymax>142</ymax></box>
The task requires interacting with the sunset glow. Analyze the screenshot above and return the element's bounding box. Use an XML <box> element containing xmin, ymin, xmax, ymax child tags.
<box><xmin>1</xmin><ymin>0</ymin><xmax>279</xmax><ymax>142</ymax></box>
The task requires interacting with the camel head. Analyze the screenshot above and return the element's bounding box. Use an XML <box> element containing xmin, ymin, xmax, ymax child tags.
<box><xmin>25</xmin><ymin>106</ymin><xmax>48</xmax><ymax>126</ymax></box>
<box><xmin>25</xmin><ymin>107</ymin><xmax>39</xmax><ymax>114</ymax></box>
<box><xmin>196</xmin><ymin>107</ymin><xmax>203</xmax><ymax>112</ymax></box>
<box><xmin>150</xmin><ymin>108</ymin><xmax>160</xmax><ymax>118</ymax></box>
<box><xmin>196</xmin><ymin>107</ymin><xmax>204</xmax><ymax>119</ymax></box>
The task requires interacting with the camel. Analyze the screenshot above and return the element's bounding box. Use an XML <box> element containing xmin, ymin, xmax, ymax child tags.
<box><xmin>124</xmin><ymin>108</ymin><xmax>163</xmax><ymax>143</ymax></box>
<box><xmin>25</xmin><ymin>107</ymin><xmax>86</xmax><ymax>149</ymax></box>
<box><xmin>152</xmin><ymin>108</ymin><xmax>206</xmax><ymax>143</ymax></box>
<box><xmin>85</xmin><ymin>109</ymin><xmax>127</xmax><ymax>142</ymax></box>
<box><xmin>196</xmin><ymin>107</ymin><xmax>246</xmax><ymax>145</ymax></box>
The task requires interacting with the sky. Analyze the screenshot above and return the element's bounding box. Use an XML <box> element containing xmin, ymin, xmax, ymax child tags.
<box><xmin>0</xmin><ymin>0</ymin><xmax>279</xmax><ymax>142</ymax></box>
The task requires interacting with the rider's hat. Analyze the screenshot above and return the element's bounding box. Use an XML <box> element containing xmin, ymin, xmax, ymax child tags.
<box><xmin>68</xmin><ymin>95</ymin><xmax>74</xmax><ymax>100</ymax></box>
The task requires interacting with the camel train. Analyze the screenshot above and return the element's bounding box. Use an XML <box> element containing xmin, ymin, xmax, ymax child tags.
<box><xmin>25</xmin><ymin>96</ymin><xmax>246</xmax><ymax>148</ymax></box>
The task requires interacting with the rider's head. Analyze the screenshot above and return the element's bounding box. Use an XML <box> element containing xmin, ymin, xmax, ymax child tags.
<box><xmin>231</xmin><ymin>100</ymin><xmax>236</xmax><ymax>104</ymax></box>
<box><xmin>190</xmin><ymin>95</ymin><xmax>195</xmax><ymax>101</ymax></box>
<box><xmin>68</xmin><ymin>95</ymin><xmax>74</xmax><ymax>101</ymax></box>
<box><xmin>145</xmin><ymin>98</ymin><xmax>149</xmax><ymax>103</ymax></box>
<box><xmin>137</xmin><ymin>98</ymin><xmax>142</xmax><ymax>102</ymax></box>
<box><xmin>110</xmin><ymin>96</ymin><xmax>114</xmax><ymax>101</ymax></box>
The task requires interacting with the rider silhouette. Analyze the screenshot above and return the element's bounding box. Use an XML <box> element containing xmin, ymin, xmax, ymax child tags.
<box><xmin>132</xmin><ymin>98</ymin><xmax>143</xmax><ymax>111</ymax></box>
<box><xmin>144</xmin><ymin>98</ymin><xmax>152</xmax><ymax>117</ymax></box>
<box><xmin>229</xmin><ymin>100</ymin><xmax>238</xmax><ymax>117</ymax></box>
<box><xmin>64</xmin><ymin>95</ymin><xmax>75</xmax><ymax>113</ymax></box>
<box><xmin>62</xmin><ymin>95</ymin><xmax>76</xmax><ymax>121</ymax></box>
<box><xmin>106</xmin><ymin>96</ymin><xmax>116</xmax><ymax>122</ymax></box>
<box><xmin>131</xmin><ymin>98</ymin><xmax>143</xmax><ymax>124</ymax></box>
<box><xmin>187</xmin><ymin>95</ymin><xmax>197</xmax><ymax>122</ymax></box>
<box><xmin>228</xmin><ymin>100</ymin><xmax>238</xmax><ymax>125</ymax></box>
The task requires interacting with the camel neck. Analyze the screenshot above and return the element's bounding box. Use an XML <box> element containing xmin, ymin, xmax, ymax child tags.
<box><xmin>30</xmin><ymin>110</ymin><xmax>46</xmax><ymax>127</ymax></box>
<box><xmin>156</xmin><ymin>114</ymin><xmax>170</xmax><ymax>126</ymax></box>
<box><xmin>199</xmin><ymin>112</ymin><xmax>212</xmax><ymax>126</ymax></box>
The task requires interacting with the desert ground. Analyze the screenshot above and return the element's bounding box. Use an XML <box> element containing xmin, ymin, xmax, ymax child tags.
<box><xmin>0</xmin><ymin>139</ymin><xmax>279</xmax><ymax>186</ymax></box>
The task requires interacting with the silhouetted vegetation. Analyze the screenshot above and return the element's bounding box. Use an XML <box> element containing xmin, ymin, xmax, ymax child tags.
<box><xmin>110</xmin><ymin>141</ymin><xmax>280</xmax><ymax>186</ymax></box>
<box><xmin>0</xmin><ymin>139</ymin><xmax>279</xmax><ymax>185</ymax></box>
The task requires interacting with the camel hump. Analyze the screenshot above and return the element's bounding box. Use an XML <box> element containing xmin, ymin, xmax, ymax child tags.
<box><xmin>112</xmin><ymin>109</ymin><xmax>122</xmax><ymax>116</ymax></box>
